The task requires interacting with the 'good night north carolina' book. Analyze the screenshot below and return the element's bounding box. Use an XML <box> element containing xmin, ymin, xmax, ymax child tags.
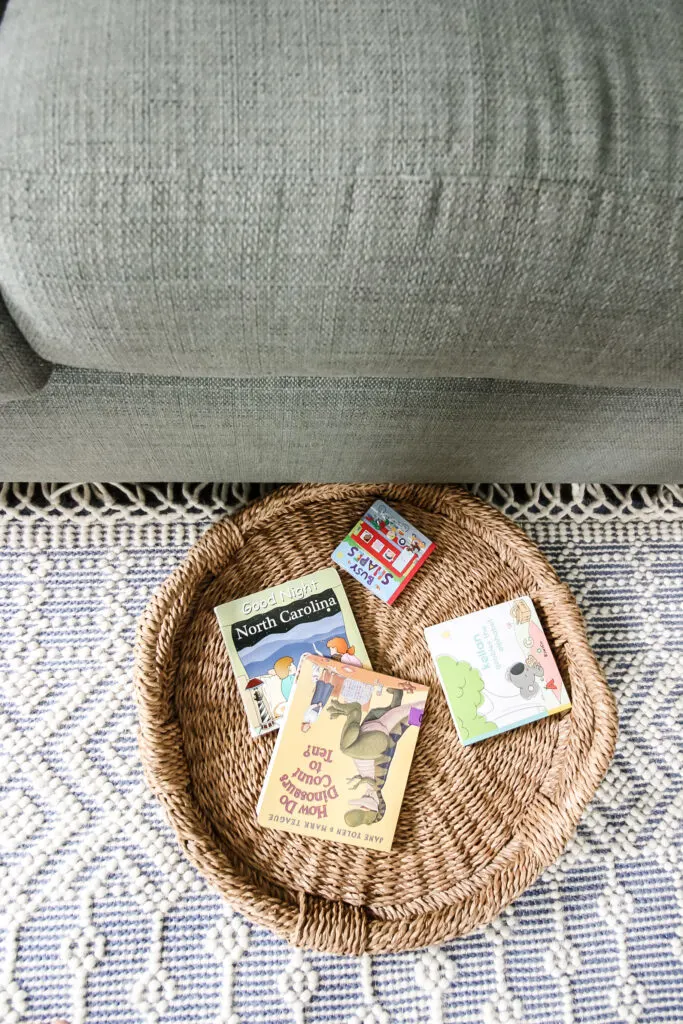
<box><xmin>214</xmin><ymin>568</ymin><xmax>371</xmax><ymax>737</ymax></box>
<box><xmin>257</xmin><ymin>654</ymin><xmax>428</xmax><ymax>850</ymax></box>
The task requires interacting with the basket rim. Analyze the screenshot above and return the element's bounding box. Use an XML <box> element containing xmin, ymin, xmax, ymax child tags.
<box><xmin>133</xmin><ymin>483</ymin><xmax>618</xmax><ymax>954</ymax></box>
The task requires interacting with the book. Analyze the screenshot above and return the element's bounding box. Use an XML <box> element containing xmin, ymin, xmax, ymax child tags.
<box><xmin>214</xmin><ymin>568</ymin><xmax>371</xmax><ymax>737</ymax></box>
<box><xmin>256</xmin><ymin>654</ymin><xmax>428</xmax><ymax>850</ymax></box>
<box><xmin>424</xmin><ymin>596</ymin><xmax>571</xmax><ymax>746</ymax></box>
<box><xmin>331</xmin><ymin>499</ymin><xmax>435</xmax><ymax>604</ymax></box>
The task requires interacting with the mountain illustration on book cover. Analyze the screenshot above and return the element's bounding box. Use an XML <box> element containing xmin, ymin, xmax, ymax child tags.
<box><xmin>257</xmin><ymin>654</ymin><xmax>428</xmax><ymax>850</ymax></box>
<box><xmin>214</xmin><ymin>568</ymin><xmax>371</xmax><ymax>737</ymax></box>
<box><xmin>424</xmin><ymin>596</ymin><xmax>571</xmax><ymax>746</ymax></box>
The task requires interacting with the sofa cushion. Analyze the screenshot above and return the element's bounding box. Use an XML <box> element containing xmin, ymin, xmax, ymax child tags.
<box><xmin>0</xmin><ymin>0</ymin><xmax>681</xmax><ymax>387</ymax></box>
<box><xmin>0</xmin><ymin>294</ymin><xmax>51</xmax><ymax>402</ymax></box>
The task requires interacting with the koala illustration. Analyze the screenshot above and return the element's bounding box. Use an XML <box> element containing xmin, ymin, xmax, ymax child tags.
<box><xmin>505</xmin><ymin>660</ymin><xmax>542</xmax><ymax>699</ymax></box>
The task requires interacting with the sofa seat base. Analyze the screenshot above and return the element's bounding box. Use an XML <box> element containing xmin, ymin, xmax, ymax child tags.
<box><xmin>1</xmin><ymin>368</ymin><xmax>681</xmax><ymax>482</ymax></box>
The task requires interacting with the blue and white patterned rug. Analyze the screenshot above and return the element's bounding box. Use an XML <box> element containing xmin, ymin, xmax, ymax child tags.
<box><xmin>0</xmin><ymin>483</ymin><xmax>682</xmax><ymax>1024</ymax></box>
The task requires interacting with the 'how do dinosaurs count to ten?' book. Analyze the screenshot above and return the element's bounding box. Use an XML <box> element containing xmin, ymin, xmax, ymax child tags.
<box><xmin>257</xmin><ymin>654</ymin><xmax>429</xmax><ymax>851</ymax></box>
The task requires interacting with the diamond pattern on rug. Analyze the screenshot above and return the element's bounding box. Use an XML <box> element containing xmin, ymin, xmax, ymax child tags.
<box><xmin>0</xmin><ymin>484</ymin><xmax>681</xmax><ymax>1024</ymax></box>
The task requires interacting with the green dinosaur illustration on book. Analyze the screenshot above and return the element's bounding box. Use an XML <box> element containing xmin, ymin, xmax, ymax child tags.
<box><xmin>327</xmin><ymin>687</ymin><xmax>424</xmax><ymax>827</ymax></box>
<box><xmin>437</xmin><ymin>657</ymin><xmax>497</xmax><ymax>742</ymax></box>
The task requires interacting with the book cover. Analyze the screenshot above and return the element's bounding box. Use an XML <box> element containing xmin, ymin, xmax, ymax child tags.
<box><xmin>257</xmin><ymin>654</ymin><xmax>428</xmax><ymax>850</ymax></box>
<box><xmin>215</xmin><ymin>568</ymin><xmax>371</xmax><ymax>737</ymax></box>
<box><xmin>424</xmin><ymin>596</ymin><xmax>571</xmax><ymax>746</ymax></box>
<box><xmin>331</xmin><ymin>499</ymin><xmax>435</xmax><ymax>604</ymax></box>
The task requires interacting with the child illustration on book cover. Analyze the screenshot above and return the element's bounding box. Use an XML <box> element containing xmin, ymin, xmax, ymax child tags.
<box><xmin>325</xmin><ymin>636</ymin><xmax>363</xmax><ymax>666</ymax></box>
<box><xmin>238</xmin><ymin>608</ymin><xmax>359</xmax><ymax>731</ymax></box>
<box><xmin>273</xmin><ymin>656</ymin><xmax>297</xmax><ymax>702</ymax></box>
<box><xmin>300</xmin><ymin>658</ymin><xmax>374</xmax><ymax>731</ymax></box>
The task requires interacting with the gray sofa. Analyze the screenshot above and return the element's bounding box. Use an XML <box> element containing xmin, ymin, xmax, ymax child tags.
<box><xmin>1</xmin><ymin>0</ymin><xmax>681</xmax><ymax>481</ymax></box>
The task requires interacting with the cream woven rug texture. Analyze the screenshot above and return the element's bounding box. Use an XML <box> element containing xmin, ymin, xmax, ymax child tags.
<box><xmin>0</xmin><ymin>483</ymin><xmax>681</xmax><ymax>1024</ymax></box>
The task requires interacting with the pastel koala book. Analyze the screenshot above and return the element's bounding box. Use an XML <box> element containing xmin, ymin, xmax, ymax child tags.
<box><xmin>214</xmin><ymin>568</ymin><xmax>371</xmax><ymax>737</ymax></box>
<box><xmin>424</xmin><ymin>597</ymin><xmax>571</xmax><ymax>746</ymax></box>
<box><xmin>257</xmin><ymin>654</ymin><xmax>428</xmax><ymax>850</ymax></box>
<box><xmin>331</xmin><ymin>499</ymin><xmax>435</xmax><ymax>604</ymax></box>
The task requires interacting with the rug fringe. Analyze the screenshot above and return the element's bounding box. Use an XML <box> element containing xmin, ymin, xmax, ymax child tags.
<box><xmin>0</xmin><ymin>482</ymin><xmax>680</xmax><ymax>522</ymax></box>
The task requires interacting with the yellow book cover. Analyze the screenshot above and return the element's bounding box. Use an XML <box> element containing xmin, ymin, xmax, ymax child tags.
<box><xmin>257</xmin><ymin>654</ymin><xmax>428</xmax><ymax>851</ymax></box>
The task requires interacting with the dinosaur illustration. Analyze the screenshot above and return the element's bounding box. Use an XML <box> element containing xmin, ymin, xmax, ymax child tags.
<box><xmin>327</xmin><ymin>688</ymin><xmax>424</xmax><ymax>827</ymax></box>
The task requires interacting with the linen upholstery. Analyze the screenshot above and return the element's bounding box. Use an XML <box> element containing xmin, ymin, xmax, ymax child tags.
<box><xmin>0</xmin><ymin>0</ymin><xmax>681</xmax><ymax>387</ymax></box>
<box><xmin>0</xmin><ymin>368</ymin><xmax>680</xmax><ymax>481</ymax></box>
<box><xmin>0</xmin><ymin>293</ymin><xmax>51</xmax><ymax>402</ymax></box>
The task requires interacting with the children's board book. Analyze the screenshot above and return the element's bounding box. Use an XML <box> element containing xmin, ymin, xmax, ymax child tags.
<box><xmin>424</xmin><ymin>596</ymin><xmax>571</xmax><ymax>746</ymax></box>
<box><xmin>257</xmin><ymin>654</ymin><xmax>428</xmax><ymax>850</ymax></box>
<box><xmin>331</xmin><ymin>499</ymin><xmax>435</xmax><ymax>604</ymax></box>
<box><xmin>214</xmin><ymin>568</ymin><xmax>371</xmax><ymax>738</ymax></box>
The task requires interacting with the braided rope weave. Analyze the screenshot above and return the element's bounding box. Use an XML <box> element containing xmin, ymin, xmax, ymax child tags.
<box><xmin>133</xmin><ymin>484</ymin><xmax>618</xmax><ymax>955</ymax></box>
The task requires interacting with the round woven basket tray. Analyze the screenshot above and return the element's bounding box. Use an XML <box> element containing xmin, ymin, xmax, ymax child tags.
<box><xmin>134</xmin><ymin>483</ymin><xmax>618</xmax><ymax>955</ymax></box>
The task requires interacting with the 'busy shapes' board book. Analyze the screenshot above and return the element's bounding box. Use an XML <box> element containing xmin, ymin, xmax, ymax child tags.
<box><xmin>424</xmin><ymin>596</ymin><xmax>571</xmax><ymax>746</ymax></box>
<box><xmin>331</xmin><ymin>499</ymin><xmax>435</xmax><ymax>604</ymax></box>
<box><xmin>214</xmin><ymin>568</ymin><xmax>371</xmax><ymax>738</ymax></box>
<box><xmin>257</xmin><ymin>654</ymin><xmax>428</xmax><ymax>850</ymax></box>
